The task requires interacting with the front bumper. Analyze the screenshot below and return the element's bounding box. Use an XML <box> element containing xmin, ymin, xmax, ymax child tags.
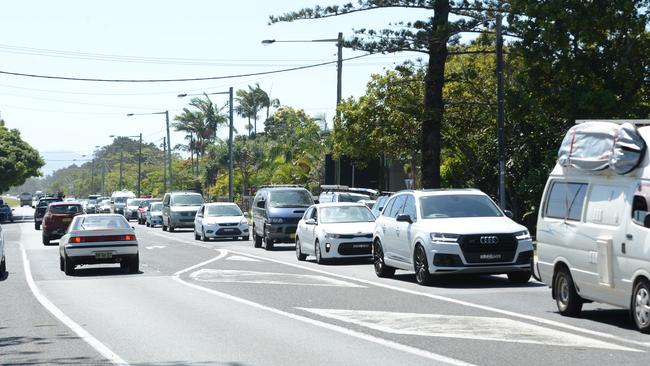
<box><xmin>265</xmin><ymin>223</ymin><xmax>298</xmax><ymax>243</ymax></box>
<box><xmin>321</xmin><ymin>236</ymin><xmax>373</xmax><ymax>259</ymax></box>
<box><xmin>169</xmin><ymin>217</ymin><xmax>196</xmax><ymax>228</ymax></box>
<box><xmin>148</xmin><ymin>215</ymin><xmax>162</xmax><ymax>225</ymax></box>
<box><xmin>203</xmin><ymin>224</ymin><xmax>249</xmax><ymax>238</ymax></box>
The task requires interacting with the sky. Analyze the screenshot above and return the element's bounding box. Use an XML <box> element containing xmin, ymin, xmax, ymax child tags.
<box><xmin>0</xmin><ymin>1</ymin><xmax>431</xmax><ymax>175</ymax></box>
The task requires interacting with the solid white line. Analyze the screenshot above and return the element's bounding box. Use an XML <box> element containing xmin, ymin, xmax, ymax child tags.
<box><xmin>19</xmin><ymin>243</ymin><xmax>129</xmax><ymax>365</ymax></box>
<box><xmin>226</xmin><ymin>249</ymin><xmax>650</xmax><ymax>350</ymax></box>
<box><xmin>172</xmin><ymin>273</ymin><xmax>475</xmax><ymax>366</ymax></box>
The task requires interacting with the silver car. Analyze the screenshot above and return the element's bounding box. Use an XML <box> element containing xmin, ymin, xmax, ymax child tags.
<box><xmin>161</xmin><ymin>192</ymin><xmax>204</xmax><ymax>232</ymax></box>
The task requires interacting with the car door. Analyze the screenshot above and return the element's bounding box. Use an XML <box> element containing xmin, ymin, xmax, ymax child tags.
<box><xmin>383</xmin><ymin>195</ymin><xmax>406</xmax><ymax>264</ymax></box>
<box><xmin>303</xmin><ymin>208</ymin><xmax>319</xmax><ymax>253</ymax></box>
<box><xmin>195</xmin><ymin>205</ymin><xmax>205</xmax><ymax>234</ymax></box>
<box><xmin>623</xmin><ymin>182</ymin><xmax>650</xmax><ymax>306</ymax></box>
<box><xmin>298</xmin><ymin>207</ymin><xmax>313</xmax><ymax>251</ymax></box>
<box><xmin>395</xmin><ymin>194</ymin><xmax>416</xmax><ymax>264</ymax></box>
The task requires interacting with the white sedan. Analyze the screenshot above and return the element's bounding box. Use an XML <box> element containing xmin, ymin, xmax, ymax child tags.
<box><xmin>59</xmin><ymin>214</ymin><xmax>139</xmax><ymax>275</ymax></box>
<box><xmin>194</xmin><ymin>202</ymin><xmax>249</xmax><ymax>241</ymax></box>
<box><xmin>295</xmin><ymin>203</ymin><xmax>376</xmax><ymax>264</ymax></box>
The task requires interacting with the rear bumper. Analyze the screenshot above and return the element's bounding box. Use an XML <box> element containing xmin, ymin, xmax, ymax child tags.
<box><xmin>65</xmin><ymin>243</ymin><xmax>138</xmax><ymax>259</ymax></box>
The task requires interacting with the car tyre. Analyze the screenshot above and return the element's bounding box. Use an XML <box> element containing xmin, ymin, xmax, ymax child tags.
<box><xmin>296</xmin><ymin>237</ymin><xmax>307</xmax><ymax>261</ymax></box>
<box><xmin>508</xmin><ymin>271</ymin><xmax>532</xmax><ymax>284</ymax></box>
<box><xmin>201</xmin><ymin>228</ymin><xmax>208</xmax><ymax>242</ymax></box>
<box><xmin>42</xmin><ymin>234</ymin><xmax>50</xmax><ymax>246</ymax></box>
<box><xmin>169</xmin><ymin>224</ymin><xmax>175</xmax><ymax>233</ymax></box>
<box><xmin>162</xmin><ymin>222</ymin><xmax>168</xmax><ymax>231</ymax></box>
<box><xmin>554</xmin><ymin>267</ymin><xmax>583</xmax><ymax>316</ymax></box>
<box><xmin>64</xmin><ymin>255</ymin><xmax>75</xmax><ymax>276</ymax></box>
<box><xmin>59</xmin><ymin>256</ymin><xmax>64</xmax><ymax>271</ymax></box>
<box><xmin>35</xmin><ymin>223</ymin><xmax>40</xmax><ymax>230</ymax></box>
<box><xmin>263</xmin><ymin>231</ymin><xmax>274</xmax><ymax>251</ymax></box>
<box><xmin>314</xmin><ymin>241</ymin><xmax>326</xmax><ymax>264</ymax></box>
<box><xmin>253</xmin><ymin>229</ymin><xmax>262</xmax><ymax>248</ymax></box>
<box><xmin>414</xmin><ymin>245</ymin><xmax>433</xmax><ymax>286</ymax></box>
<box><xmin>373</xmin><ymin>240</ymin><xmax>395</xmax><ymax>278</ymax></box>
<box><xmin>194</xmin><ymin>228</ymin><xmax>201</xmax><ymax>240</ymax></box>
<box><xmin>128</xmin><ymin>255</ymin><xmax>139</xmax><ymax>273</ymax></box>
<box><xmin>631</xmin><ymin>278</ymin><xmax>650</xmax><ymax>333</ymax></box>
<box><xmin>146</xmin><ymin>221</ymin><xmax>150</xmax><ymax>227</ymax></box>
<box><xmin>1</xmin><ymin>255</ymin><xmax>6</xmax><ymax>274</ymax></box>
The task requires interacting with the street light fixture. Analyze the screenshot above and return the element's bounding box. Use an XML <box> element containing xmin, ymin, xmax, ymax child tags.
<box><xmin>262</xmin><ymin>32</ymin><xmax>344</xmax><ymax>184</ymax></box>
<box><xmin>109</xmin><ymin>133</ymin><xmax>143</xmax><ymax>197</ymax></box>
<box><xmin>178</xmin><ymin>89</ymin><xmax>234</xmax><ymax>202</ymax></box>
<box><xmin>127</xmin><ymin>111</ymin><xmax>172</xmax><ymax>192</ymax></box>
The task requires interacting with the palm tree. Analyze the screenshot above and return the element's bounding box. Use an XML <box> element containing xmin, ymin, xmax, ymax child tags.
<box><xmin>235</xmin><ymin>83</ymin><xmax>272</xmax><ymax>136</ymax></box>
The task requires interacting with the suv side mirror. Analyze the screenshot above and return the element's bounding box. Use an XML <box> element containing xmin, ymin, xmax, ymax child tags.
<box><xmin>504</xmin><ymin>210</ymin><xmax>514</xmax><ymax>219</ymax></box>
<box><xmin>305</xmin><ymin>218</ymin><xmax>317</xmax><ymax>225</ymax></box>
<box><xmin>256</xmin><ymin>200</ymin><xmax>266</xmax><ymax>208</ymax></box>
<box><xmin>396</xmin><ymin>213</ymin><xmax>412</xmax><ymax>223</ymax></box>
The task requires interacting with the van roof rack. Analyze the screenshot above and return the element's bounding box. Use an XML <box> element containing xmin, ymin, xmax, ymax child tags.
<box><xmin>320</xmin><ymin>185</ymin><xmax>379</xmax><ymax>196</ymax></box>
<box><xmin>258</xmin><ymin>184</ymin><xmax>304</xmax><ymax>189</ymax></box>
<box><xmin>576</xmin><ymin>119</ymin><xmax>650</xmax><ymax>126</ymax></box>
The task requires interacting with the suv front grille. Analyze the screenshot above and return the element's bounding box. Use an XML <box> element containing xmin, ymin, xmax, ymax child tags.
<box><xmin>458</xmin><ymin>233</ymin><xmax>517</xmax><ymax>264</ymax></box>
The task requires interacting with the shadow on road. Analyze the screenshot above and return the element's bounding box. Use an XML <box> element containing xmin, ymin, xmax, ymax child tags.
<box><xmin>386</xmin><ymin>272</ymin><xmax>545</xmax><ymax>289</ymax></box>
<box><xmin>553</xmin><ymin>308</ymin><xmax>636</xmax><ymax>331</ymax></box>
<box><xmin>68</xmin><ymin>266</ymin><xmax>143</xmax><ymax>277</ymax></box>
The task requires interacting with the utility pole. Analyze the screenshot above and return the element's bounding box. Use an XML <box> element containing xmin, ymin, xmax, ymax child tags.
<box><xmin>228</xmin><ymin>86</ymin><xmax>234</xmax><ymax>202</ymax></box>
<box><xmin>101</xmin><ymin>161</ymin><xmax>106</xmax><ymax>196</ymax></box>
<box><xmin>137</xmin><ymin>133</ymin><xmax>142</xmax><ymax>197</ymax></box>
<box><xmin>90</xmin><ymin>158</ymin><xmax>95</xmax><ymax>195</ymax></box>
<box><xmin>162</xmin><ymin>137</ymin><xmax>167</xmax><ymax>193</ymax></box>
<box><xmin>335</xmin><ymin>31</ymin><xmax>343</xmax><ymax>185</ymax></box>
<box><xmin>119</xmin><ymin>150</ymin><xmax>124</xmax><ymax>189</ymax></box>
<box><xmin>496</xmin><ymin>8</ymin><xmax>506</xmax><ymax>210</ymax></box>
<box><xmin>165</xmin><ymin>110</ymin><xmax>173</xmax><ymax>191</ymax></box>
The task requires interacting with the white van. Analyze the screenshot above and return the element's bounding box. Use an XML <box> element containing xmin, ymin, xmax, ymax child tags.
<box><xmin>110</xmin><ymin>189</ymin><xmax>136</xmax><ymax>216</ymax></box>
<box><xmin>536</xmin><ymin>120</ymin><xmax>650</xmax><ymax>333</ymax></box>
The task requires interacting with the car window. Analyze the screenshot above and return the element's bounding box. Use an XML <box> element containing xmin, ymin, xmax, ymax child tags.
<box><xmin>206</xmin><ymin>205</ymin><xmax>243</xmax><ymax>217</ymax></box>
<box><xmin>403</xmin><ymin>195</ymin><xmax>417</xmax><ymax>221</ymax></box>
<box><xmin>381</xmin><ymin>197</ymin><xmax>396</xmax><ymax>217</ymax></box>
<box><xmin>544</xmin><ymin>181</ymin><xmax>588</xmax><ymax>221</ymax></box>
<box><xmin>632</xmin><ymin>183</ymin><xmax>650</xmax><ymax>227</ymax></box>
<box><xmin>320</xmin><ymin>205</ymin><xmax>375</xmax><ymax>223</ymax></box>
<box><xmin>303</xmin><ymin>207</ymin><xmax>313</xmax><ymax>220</ymax></box>
<box><xmin>150</xmin><ymin>203</ymin><xmax>163</xmax><ymax>211</ymax></box>
<box><xmin>76</xmin><ymin>215</ymin><xmax>130</xmax><ymax>229</ymax></box>
<box><xmin>387</xmin><ymin>195</ymin><xmax>406</xmax><ymax>218</ymax></box>
<box><xmin>420</xmin><ymin>194</ymin><xmax>503</xmax><ymax>219</ymax></box>
<box><xmin>49</xmin><ymin>205</ymin><xmax>82</xmax><ymax>214</ymax></box>
<box><xmin>268</xmin><ymin>190</ymin><xmax>312</xmax><ymax>208</ymax></box>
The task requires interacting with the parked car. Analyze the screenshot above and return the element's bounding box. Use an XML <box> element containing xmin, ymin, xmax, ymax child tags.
<box><xmin>0</xmin><ymin>225</ymin><xmax>5</xmax><ymax>275</ymax></box>
<box><xmin>373</xmin><ymin>189</ymin><xmax>533</xmax><ymax>285</ymax></box>
<box><xmin>252</xmin><ymin>185</ymin><xmax>314</xmax><ymax>250</ymax></box>
<box><xmin>145</xmin><ymin>202</ymin><xmax>163</xmax><ymax>227</ymax></box>
<box><xmin>161</xmin><ymin>192</ymin><xmax>204</xmax><ymax>232</ymax></box>
<box><xmin>137</xmin><ymin>198</ymin><xmax>161</xmax><ymax>225</ymax></box>
<box><xmin>194</xmin><ymin>202</ymin><xmax>249</xmax><ymax>241</ymax></box>
<box><xmin>296</xmin><ymin>203</ymin><xmax>376</xmax><ymax>263</ymax></box>
<box><xmin>18</xmin><ymin>192</ymin><xmax>32</xmax><ymax>207</ymax></box>
<box><xmin>0</xmin><ymin>200</ymin><xmax>13</xmax><ymax>223</ymax></box>
<box><xmin>59</xmin><ymin>214</ymin><xmax>139</xmax><ymax>275</ymax></box>
<box><xmin>34</xmin><ymin>196</ymin><xmax>63</xmax><ymax>230</ymax></box>
<box><xmin>42</xmin><ymin>202</ymin><xmax>85</xmax><ymax>245</ymax></box>
<box><xmin>536</xmin><ymin>120</ymin><xmax>650</xmax><ymax>333</ymax></box>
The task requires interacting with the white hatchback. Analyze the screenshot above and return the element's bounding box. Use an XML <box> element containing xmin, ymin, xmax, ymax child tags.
<box><xmin>59</xmin><ymin>214</ymin><xmax>139</xmax><ymax>275</ymax></box>
<box><xmin>295</xmin><ymin>203</ymin><xmax>376</xmax><ymax>263</ymax></box>
<box><xmin>194</xmin><ymin>203</ymin><xmax>249</xmax><ymax>241</ymax></box>
<box><xmin>373</xmin><ymin>189</ymin><xmax>533</xmax><ymax>285</ymax></box>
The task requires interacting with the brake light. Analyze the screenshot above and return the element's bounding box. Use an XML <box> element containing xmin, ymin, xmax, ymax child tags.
<box><xmin>124</xmin><ymin>234</ymin><xmax>135</xmax><ymax>241</ymax></box>
<box><xmin>67</xmin><ymin>235</ymin><xmax>137</xmax><ymax>243</ymax></box>
<box><xmin>70</xmin><ymin>237</ymin><xmax>81</xmax><ymax>243</ymax></box>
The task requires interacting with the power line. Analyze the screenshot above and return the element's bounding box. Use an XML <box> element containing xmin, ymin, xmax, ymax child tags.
<box><xmin>0</xmin><ymin>54</ymin><xmax>372</xmax><ymax>83</ymax></box>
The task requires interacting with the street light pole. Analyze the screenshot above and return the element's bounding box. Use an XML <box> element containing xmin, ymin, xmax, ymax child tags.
<box><xmin>119</xmin><ymin>149</ymin><xmax>124</xmax><ymax>189</ymax></box>
<box><xmin>165</xmin><ymin>110</ymin><xmax>172</xmax><ymax>192</ymax></box>
<box><xmin>162</xmin><ymin>137</ymin><xmax>167</xmax><ymax>193</ymax></box>
<box><xmin>137</xmin><ymin>133</ymin><xmax>142</xmax><ymax>197</ymax></box>
<box><xmin>262</xmin><ymin>33</ymin><xmax>344</xmax><ymax>184</ymax></box>
<box><xmin>496</xmin><ymin>10</ymin><xmax>506</xmax><ymax>210</ymax></box>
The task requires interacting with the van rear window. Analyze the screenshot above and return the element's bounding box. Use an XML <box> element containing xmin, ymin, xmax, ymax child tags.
<box><xmin>545</xmin><ymin>182</ymin><xmax>587</xmax><ymax>221</ymax></box>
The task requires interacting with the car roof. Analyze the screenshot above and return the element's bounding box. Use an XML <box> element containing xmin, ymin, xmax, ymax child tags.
<box><xmin>204</xmin><ymin>202</ymin><xmax>238</xmax><ymax>206</ymax></box>
<box><xmin>50</xmin><ymin>201</ymin><xmax>82</xmax><ymax>206</ymax></box>
<box><xmin>313</xmin><ymin>202</ymin><xmax>368</xmax><ymax>208</ymax></box>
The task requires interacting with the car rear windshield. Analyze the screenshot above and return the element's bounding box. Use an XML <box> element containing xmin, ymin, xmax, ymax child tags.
<box><xmin>114</xmin><ymin>197</ymin><xmax>129</xmax><ymax>204</ymax></box>
<box><xmin>49</xmin><ymin>205</ymin><xmax>82</xmax><ymax>214</ymax></box>
<box><xmin>150</xmin><ymin>203</ymin><xmax>163</xmax><ymax>211</ymax></box>
<box><xmin>337</xmin><ymin>193</ymin><xmax>370</xmax><ymax>202</ymax></box>
<box><xmin>268</xmin><ymin>190</ymin><xmax>313</xmax><ymax>208</ymax></box>
<box><xmin>172</xmin><ymin>194</ymin><xmax>204</xmax><ymax>206</ymax></box>
<box><xmin>206</xmin><ymin>205</ymin><xmax>243</xmax><ymax>217</ymax></box>
<box><xmin>74</xmin><ymin>215</ymin><xmax>130</xmax><ymax>230</ymax></box>
<box><xmin>127</xmin><ymin>199</ymin><xmax>145</xmax><ymax>207</ymax></box>
<box><xmin>320</xmin><ymin>205</ymin><xmax>375</xmax><ymax>223</ymax></box>
<box><xmin>419</xmin><ymin>194</ymin><xmax>503</xmax><ymax>219</ymax></box>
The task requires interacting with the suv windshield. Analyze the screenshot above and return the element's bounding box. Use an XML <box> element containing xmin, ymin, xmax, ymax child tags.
<box><xmin>420</xmin><ymin>194</ymin><xmax>503</xmax><ymax>219</ymax></box>
<box><xmin>320</xmin><ymin>206</ymin><xmax>375</xmax><ymax>223</ymax></box>
<box><xmin>206</xmin><ymin>205</ymin><xmax>243</xmax><ymax>217</ymax></box>
<box><xmin>172</xmin><ymin>194</ymin><xmax>204</xmax><ymax>206</ymax></box>
<box><xmin>268</xmin><ymin>190</ymin><xmax>313</xmax><ymax>208</ymax></box>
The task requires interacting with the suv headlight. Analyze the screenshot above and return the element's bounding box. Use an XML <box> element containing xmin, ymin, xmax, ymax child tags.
<box><xmin>515</xmin><ymin>230</ymin><xmax>531</xmax><ymax>240</ymax></box>
<box><xmin>240</xmin><ymin>218</ymin><xmax>248</xmax><ymax>226</ymax></box>
<box><xmin>324</xmin><ymin>232</ymin><xmax>342</xmax><ymax>239</ymax></box>
<box><xmin>269</xmin><ymin>217</ymin><xmax>284</xmax><ymax>224</ymax></box>
<box><xmin>430</xmin><ymin>233</ymin><xmax>459</xmax><ymax>243</ymax></box>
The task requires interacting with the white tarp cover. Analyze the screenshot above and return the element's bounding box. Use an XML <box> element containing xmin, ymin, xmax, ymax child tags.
<box><xmin>557</xmin><ymin>122</ymin><xmax>646</xmax><ymax>175</ymax></box>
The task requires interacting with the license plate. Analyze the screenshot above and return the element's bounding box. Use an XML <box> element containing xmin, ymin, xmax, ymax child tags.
<box><xmin>353</xmin><ymin>244</ymin><xmax>369</xmax><ymax>248</ymax></box>
<box><xmin>223</xmin><ymin>228</ymin><xmax>235</xmax><ymax>232</ymax></box>
<box><xmin>290</xmin><ymin>234</ymin><xmax>296</xmax><ymax>239</ymax></box>
<box><xmin>95</xmin><ymin>252</ymin><xmax>113</xmax><ymax>259</ymax></box>
<box><xmin>63</xmin><ymin>218</ymin><xmax>72</xmax><ymax>222</ymax></box>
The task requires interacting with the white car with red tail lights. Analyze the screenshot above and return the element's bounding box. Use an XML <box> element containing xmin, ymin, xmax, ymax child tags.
<box><xmin>295</xmin><ymin>203</ymin><xmax>376</xmax><ymax>264</ymax></box>
<box><xmin>59</xmin><ymin>214</ymin><xmax>139</xmax><ymax>275</ymax></box>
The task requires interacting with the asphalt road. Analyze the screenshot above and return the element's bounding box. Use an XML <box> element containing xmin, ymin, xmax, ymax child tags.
<box><xmin>2</xmin><ymin>206</ymin><xmax>650</xmax><ymax>365</ymax></box>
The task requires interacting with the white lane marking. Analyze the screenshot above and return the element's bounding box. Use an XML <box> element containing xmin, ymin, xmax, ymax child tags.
<box><xmin>226</xmin><ymin>249</ymin><xmax>650</xmax><ymax>350</ymax></box>
<box><xmin>173</xmin><ymin>249</ymin><xmax>228</xmax><ymax>277</ymax></box>
<box><xmin>189</xmin><ymin>269</ymin><xmax>365</xmax><ymax>288</ymax></box>
<box><xmin>19</xmin><ymin>244</ymin><xmax>129</xmax><ymax>365</ymax></box>
<box><xmin>226</xmin><ymin>255</ymin><xmax>260</xmax><ymax>262</ymax></box>
<box><xmin>297</xmin><ymin>308</ymin><xmax>638</xmax><ymax>352</ymax></box>
<box><xmin>145</xmin><ymin>245</ymin><xmax>166</xmax><ymax>250</ymax></box>
<box><xmin>172</xmin><ymin>274</ymin><xmax>474</xmax><ymax>366</ymax></box>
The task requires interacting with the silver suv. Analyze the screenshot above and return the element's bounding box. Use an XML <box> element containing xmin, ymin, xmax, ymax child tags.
<box><xmin>372</xmin><ymin>189</ymin><xmax>533</xmax><ymax>285</ymax></box>
<box><xmin>161</xmin><ymin>192</ymin><xmax>204</xmax><ymax>232</ymax></box>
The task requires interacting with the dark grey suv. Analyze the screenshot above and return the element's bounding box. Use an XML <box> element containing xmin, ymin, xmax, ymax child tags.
<box><xmin>251</xmin><ymin>185</ymin><xmax>314</xmax><ymax>250</ymax></box>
